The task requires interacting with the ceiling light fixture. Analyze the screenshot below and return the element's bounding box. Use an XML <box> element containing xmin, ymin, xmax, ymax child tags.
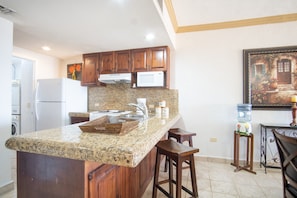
<box><xmin>42</xmin><ymin>46</ymin><xmax>51</xmax><ymax>51</ymax></box>
<box><xmin>145</xmin><ymin>33</ymin><xmax>155</xmax><ymax>41</ymax></box>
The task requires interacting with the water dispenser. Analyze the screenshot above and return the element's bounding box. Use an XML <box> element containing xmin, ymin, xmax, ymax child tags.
<box><xmin>236</xmin><ymin>104</ymin><xmax>252</xmax><ymax>134</ymax></box>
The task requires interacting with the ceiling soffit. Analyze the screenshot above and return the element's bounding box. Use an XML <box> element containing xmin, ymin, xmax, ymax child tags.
<box><xmin>165</xmin><ymin>0</ymin><xmax>297</xmax><ymax>32</ymax></box>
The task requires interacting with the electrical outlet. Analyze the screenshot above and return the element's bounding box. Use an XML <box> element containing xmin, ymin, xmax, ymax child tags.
<box><xmin>210</xmin><ymin>137</ymin><xmax>217</xmax><ymax>142</ymax></box>
<box><xmin>95</xmin><ymin>103</ymin><xmax>99</xmax><ymax>107</ymax></box>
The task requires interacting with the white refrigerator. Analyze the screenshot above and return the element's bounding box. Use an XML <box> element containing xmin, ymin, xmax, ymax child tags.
<box><xmin>35</xmin><ymin>78</ymin><xmax>87</xmax><ymax>131</ymax></box>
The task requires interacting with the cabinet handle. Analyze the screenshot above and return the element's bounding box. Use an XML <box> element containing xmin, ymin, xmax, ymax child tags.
<box><xmin>88</xmin><ymin>173</ymin><xmax>93</xmax><ymax>181</ymax></box>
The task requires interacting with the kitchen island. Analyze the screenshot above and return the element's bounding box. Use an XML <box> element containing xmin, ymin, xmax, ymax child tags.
<box><xmin>5</xmin><ymin>113</ymin><xmax>180</xmax><ymax>198</ymax></box>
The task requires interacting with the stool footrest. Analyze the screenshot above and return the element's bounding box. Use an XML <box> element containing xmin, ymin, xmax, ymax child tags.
<box><xmin>156</xmin><ymin>185</ymin><xmax>173</xmax><ymax>198</ymax></box>
<box><xmin>164</xmin><ymin>158</ymin><xmax>191</xmax><ymax>172</ymax></box>
<box><xmin>171</xmin><ymin>179</ymin><xmax>196</xmax><ymax>196</ymax></box>
<box><xmin>157</xmin><ymin>179</ymin><xmax>196</xmax><ymax>197</ymax></box>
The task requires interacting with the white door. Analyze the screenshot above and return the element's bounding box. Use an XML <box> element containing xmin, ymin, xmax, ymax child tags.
<box><xmin>35</xmin><ymin>102</ymin><xmax>66</xmax><ymax>131</ymax></box>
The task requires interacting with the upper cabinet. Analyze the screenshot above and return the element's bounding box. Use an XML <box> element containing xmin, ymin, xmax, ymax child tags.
<box><xmin>131</xmin><ymin>46</ymin><xmax>169</xmax><ymax>72</ymax></box>
<box><xmin>149</xmin><ymin>47</ymin><xmax>168</xmax><ymax>71</ymax></box>
<box><xmin>81</xmin><ymin>53</ymin><xmax>100</xmax><ymax>86</ymax></box>
<box><xmin>100</xmin><ymin>52</ymin><xmax>114</xmax><ymax>74</ymax></box>
<box><xmin>100</xmin><ymin>50</ymin><xmax>131</xmax><ymax>74</ymax></box>
<box><xmin>115</xmin><ymin>50</ymin><xmax>131</xmax><ymax>73</ymax></box>
<box><xmin>81</xmin><ymin>46</ymin><xmax>170</xmax><ymax>88</ymax></box>
<box><xmin>131</xmin><ymin>48</ymin><xmax>148</xmax><ymax>72</ymax></box>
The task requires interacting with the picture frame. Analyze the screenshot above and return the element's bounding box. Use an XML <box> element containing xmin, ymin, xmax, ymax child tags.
<box><xmin>243</xmin><ymin>46</ymin><xmax>297</xmax><ymax>110</ymax></box>
<box><xmin>67</xmin><ymin>63</ymin><xmax>82</xmax><ymax>81</ymax></box>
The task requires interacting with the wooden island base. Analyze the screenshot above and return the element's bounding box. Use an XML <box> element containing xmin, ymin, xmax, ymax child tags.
<box><xmin>17</xmin><ymin>148</ymin><xmax>156</xmax><ymax>198</ymax></box>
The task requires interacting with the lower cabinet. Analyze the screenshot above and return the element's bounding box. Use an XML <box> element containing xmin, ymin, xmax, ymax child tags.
<box><xmin>17</xmin><ymin>146</ymin><xmax>157</xmax><ymax>198</ymax></box>
<box><xmin>70</xmin><ymin>116</ymin><xmax>89</xmax><ymax>124</ymax></box>
<box><xmin>88</xmin><ymin>147</ymin><xmax>157</xmax><ymax>198</ymax></box>
<box><xmin>88</xmin><ymin>165</ymin><xmax>118</xmax><ymax>198</ymax></box>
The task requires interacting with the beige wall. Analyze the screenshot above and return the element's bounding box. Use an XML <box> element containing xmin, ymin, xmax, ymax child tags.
<box><xmin>13</xmin><ymin>46</ymin><xmax>61</xmax><ymax>80</ymax></box>
<box><xmin>174</xmin><ymin>21</ymin><xmax>297</xmax><ymax>160</ymax></box>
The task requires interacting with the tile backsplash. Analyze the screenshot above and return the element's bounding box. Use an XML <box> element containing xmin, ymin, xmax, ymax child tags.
<box><xmin>88</xmin><ymin>84</ymin><xmax>178</xmax><ymax>113</ymax></box>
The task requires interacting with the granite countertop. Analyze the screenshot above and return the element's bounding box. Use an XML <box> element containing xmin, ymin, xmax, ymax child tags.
<box><xmin>5</xmin><ymin>113</ymin><xmax>181</xmax><ymax>167</ymax></box>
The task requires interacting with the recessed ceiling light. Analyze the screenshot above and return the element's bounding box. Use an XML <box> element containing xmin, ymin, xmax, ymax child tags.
<box><xmin>145</xmin><ymin>33</ymin><xmax>155</xmax><ymax>41</ymax></box>
<box><xmin>42</xmin><ymin>46</ymin><xmax>51</xmax><ymax>51</ymax></box>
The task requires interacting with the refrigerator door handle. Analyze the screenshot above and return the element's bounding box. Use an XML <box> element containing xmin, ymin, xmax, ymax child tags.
<box><xmin>35</xmin><ymin>81</ymin><xmax>39</xmax><ymax>121</ymax></box>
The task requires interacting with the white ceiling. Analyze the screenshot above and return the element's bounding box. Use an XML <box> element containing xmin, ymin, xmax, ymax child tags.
<box><xmin>0</xmin><ymin>0</ymin><xmax>296</xmax><ymax>60</ymax></box>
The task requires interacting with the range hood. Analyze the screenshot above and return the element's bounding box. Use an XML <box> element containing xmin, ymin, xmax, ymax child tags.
<box><xmin>98</xmin><ymin>73</ymin><xmax>131</xmax><ymax>84</ymax></box>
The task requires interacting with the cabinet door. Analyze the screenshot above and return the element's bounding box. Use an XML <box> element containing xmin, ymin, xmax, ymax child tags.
<box><xmin>88</xmin><ymin>165</ymin><xmax>118</xmax><ymax>198</ymax></box>
<box><xmin>100</xmin><ymin>52</ymin><xmax>115</xmax><ymax>74</ymax></box>
<box><xmin>149</xmin><ymin>47</ymin><xmax>168</xmax><ymax>71</ymax></box>
<box><xmin>131</xmin><ymin>48</ymin><xmax>149</xmax><ymax>72</ymax></box>
<box><xmin>70</xmin><ymin>116</ymin><xmax>89</xmax><ymax>124</ymax></box>
<box><xmin>82</xmin><ymin>53</ymin><xmax>99</xmax><ymax>86</ymax></box>
<box><xmin>115</xmin><ymin>50</ymin><xmax>131</xmax><ymax>73</ymax></box>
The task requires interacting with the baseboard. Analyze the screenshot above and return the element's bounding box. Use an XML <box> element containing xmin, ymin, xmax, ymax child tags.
<box><xmin>0</xmin><ymin>180</ymin><xmax>14</xmax><ymax>195</ymax></box>
<box><xmin>195</xmin><ymin>156</ymin><xmax>261</xmax><ymax>166</ymax></box>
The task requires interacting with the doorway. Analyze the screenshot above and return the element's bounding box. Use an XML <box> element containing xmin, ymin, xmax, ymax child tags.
<box><xmin>12</xmin><ymin>56</ymin><xmax>35</xmax><ymax>134</ymax></box>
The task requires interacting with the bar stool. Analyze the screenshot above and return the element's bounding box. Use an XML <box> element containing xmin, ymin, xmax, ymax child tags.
<box><xmin>152</xmin><ymin>139</ymin><xmax>199</xmax><ymax>198</ymax></box>
<box><xmin>164</xmin><ymin>128</ymin><xmax>196</xmax><ymax>172</ymax></box>
<box><xmin>168</xmin><ymin>128</ymin><xmax>196</xmax><ymax>146</ymax></box>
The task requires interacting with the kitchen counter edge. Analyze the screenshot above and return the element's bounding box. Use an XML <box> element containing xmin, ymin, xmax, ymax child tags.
<box><xmin>5</xmin><ymin>113</ymin><xmax>181</xmax><ymax>167</ymax></box>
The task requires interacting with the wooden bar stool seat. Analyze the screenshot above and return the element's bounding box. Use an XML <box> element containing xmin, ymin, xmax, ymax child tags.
<box><xmin>152</xmin><ymin>139</ymin><xmax>199</xmax><ymax>198</ymax></box>
<box><xmin>164</xmin><ymin>128</ymin><xmax>196</xmax><ymax>171</ymax></box>
<box><xmin>168</xmin><ymin>128</ymin><xmax>196</xmax><ymax>146</ymax></box>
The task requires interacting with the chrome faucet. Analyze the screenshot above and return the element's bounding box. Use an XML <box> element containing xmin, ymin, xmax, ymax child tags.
<box><xmin>128</xmin><ymin>103</ymin><xmax>148</xmax><ymax>119</ymax></box>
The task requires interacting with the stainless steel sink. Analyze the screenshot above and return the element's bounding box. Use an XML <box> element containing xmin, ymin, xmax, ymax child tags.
<box><xmin>119</xmin><ymin>114</ymin><xmax>146</xmax><ymax>121</ymax></box>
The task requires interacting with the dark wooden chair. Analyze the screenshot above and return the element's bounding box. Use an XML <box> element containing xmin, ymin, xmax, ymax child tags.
<box><xmin>272</xmin><ymin>129</ymin><xmax>297</xmax><ymax>198</ymax></box>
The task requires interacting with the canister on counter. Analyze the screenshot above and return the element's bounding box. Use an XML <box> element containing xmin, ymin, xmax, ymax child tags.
<box><xmin>155</xmin><ymin>107</ymin><xmax>162</xmax><ymax>117</ymax></box>
<box><xmin>159</xmin><ymin>100</ymin><xmax>166</xmax><ymax>108</ymax></box>
<box><xmin>162</xmin><ymin>107</ymin><xmax>169</xmax><ymax>118</ymax></box>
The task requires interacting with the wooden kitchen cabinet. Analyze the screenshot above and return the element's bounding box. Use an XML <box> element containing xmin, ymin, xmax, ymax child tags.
<box><xmin>17</xmin><ymin>152</ymin><xmax>101</xmax><ymax>198</ymax></box>
<box><xmin>100</xmin><ymin>50</ymin><xmax>131</xmax><ymax>74</ymax></box>
<box><xmin>16</xmin><ymin>147</ymin><xmax>158</xmax><ymax>198</ymax></box>
<box><xmin>81</xmin><ymin>53</ymin><xmax>100</xmax><ymax>86</ymax></box>
<box><xmin>82</xmin><ymin>46</ymin><xmax>170</xmax><ymax>87</ymax></box>
<box><xmin>70</xmin><ymin>116</ymin><xmax>89</xmax><ymax>124</ymax></box>
<box><xmin>131</xmin><ymin>48</ymin><xmax>148</xmax><ymax>72</ymax></box>
<box><xmin>100</xmin><ymin>52</ymin><xmax>114</xmax><ymax>74</ymax></box>
<box><xmin>88</xmin><ymin>165</ymin><xmax>118</xmax><ymax>198</ymax></box>
<box><xmin>131</xmin><ymin>46</ymin><xmax>169</xmax><ymax>72</ymax></box>
<box><xmin>115</xmin><ymin>50</ymin><xmax>131</xmax><ymax>73</ymax></box>
<box><xmin>150</xmin><ymin>46</ymin><xmax>169</xmax><ymax>71</ymax></box>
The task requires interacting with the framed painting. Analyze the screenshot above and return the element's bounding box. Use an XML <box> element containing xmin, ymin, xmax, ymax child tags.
<box><xmin>67</xmin><ymin>63</ymin><xmax>82</xmax><ymax>81</ymax></box>
<box><xmin>243</xmin><ymin>46</ymin><xmax>297</xmax><ymax>110</ymax></box>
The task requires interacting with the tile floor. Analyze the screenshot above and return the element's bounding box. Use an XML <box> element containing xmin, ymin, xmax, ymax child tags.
<box><xmin>1</xmin><ymin>158</ymin><xmax>282</xmax><ymax>198</ymax></box>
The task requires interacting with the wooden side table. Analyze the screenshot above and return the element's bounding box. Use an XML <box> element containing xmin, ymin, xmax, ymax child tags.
<box><xmin>231</xmin><ymin>131</ymin><xmax>256</xmax><ymax>174</ymax></box>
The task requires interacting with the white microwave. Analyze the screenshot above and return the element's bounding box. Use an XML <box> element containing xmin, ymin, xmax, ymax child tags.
<box><xmin>137</xmin><ymin>71</ymin><xmax>164</xmax><ymax>87</ymax></box>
